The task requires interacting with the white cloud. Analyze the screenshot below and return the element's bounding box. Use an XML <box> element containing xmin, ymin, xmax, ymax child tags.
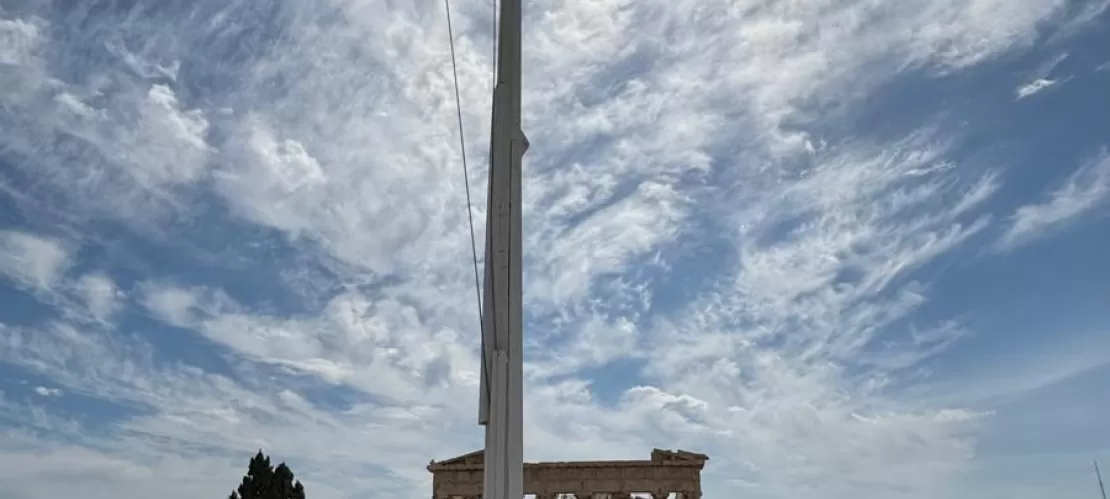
<box><xmin>0</xmin><ymin>1</ymin><xmax>1105</xmax><ymax>499</ymax></box>
<box><xmin>629</xmin><ymin>134</ymin><xmax>997</xmax><ymax>497</ymax></box>
<box><xmin>0</xmin><ymin>21</ymin><xmax>213</xmax><ymax>225</ymax></box>
<box><xmin>0</xmin><ymin>16</ymin><xmax>44</xmax><ymax>66</ymax></box>
<box><xmin>527</xmin><ymin>314</ymin><xmax>643</xmax><ymax>379</ymax></box>
<box><xmin>72</xmin><ymin>273</ymin><xmax>123</xmax><ymax>322</ymax></box>
<box><xmin>0</xmin><ymin>231</ymin><xmax>71</xmax><ymax>293</ymax></box>
<box><xmin>530</xmin><ymin>180</ymin><xmax>687</xmax><ymax>307</ymax></box>
<box><xmin>137</xmin><ymin>282</ymin><xmax>236</xmax><ymax>328</ymax></box>
<box><xmin>1014</xmin><ymin>52</ymin><xmax>1075</xmax><ymax>100</ymax></box>
<box><xmin>997</xmin><ymin>149</ymin><xmax>1110</xmax><ymax>250</ymax></box>
<box><xmin>1015</xmin><ymin>78</ymin><xmax>1058</xmax><ymax>99</ymax></box>
<box><xmin>0</xmin><ymin>435</ymin><xmax>285</xmax><ymax>499</ymax></box>
<box><xmin>103</xmin><ymin>36</ymin><xmax>180</xmax><ymax>81</ymax></box>
<box><xmin>195</xmin><ymin>291</ymin><xmax>478</xmax><ymax>407</ymax></box>
<box><xmin>128</xmin><ymin>85</ymin><xmax>213</xmax><ymax>187</ymax></box>
<box><xmin>0</xmin><ymin>318</ymin><xmax>479</xmax><ymax>498</ymax></box>
<box><xmin>33</xmin><ymin>386</ymin><xmax>63</xmax><ymax>397</ymax></box>
<box><xmin>915</xmin><ymin>322</ymin><xmax>1110</xmax><ymax>408</ymax></box>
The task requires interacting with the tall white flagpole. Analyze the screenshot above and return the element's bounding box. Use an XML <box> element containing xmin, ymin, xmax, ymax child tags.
<box><xmin>478</xmin><ymin>0</ymin><xmax>527</xmax><ymax>497</ymax></box>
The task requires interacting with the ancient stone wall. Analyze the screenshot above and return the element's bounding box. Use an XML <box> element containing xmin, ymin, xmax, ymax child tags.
<box><xmin>427</xmin><ymin>449</ymin><xmax>707</xmax><ymax>499</ymax></box>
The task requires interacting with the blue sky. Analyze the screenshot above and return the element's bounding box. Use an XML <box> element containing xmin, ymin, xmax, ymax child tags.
<box><xmin>1</xmin><ymin>0</ymin><xmax>1109</xmax><ymax>498</ymax></box>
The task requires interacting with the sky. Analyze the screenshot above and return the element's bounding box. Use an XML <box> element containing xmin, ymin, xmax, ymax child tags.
<box><xmin>0</xmin><ymin>0</ymin><xmax>1109</xmax><ymax>498</ymax></box>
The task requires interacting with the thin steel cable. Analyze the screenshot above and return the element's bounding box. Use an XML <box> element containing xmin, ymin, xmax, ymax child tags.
<box><xmin>444</xmin><ymin>0</ymin><xmax>485</xmax><ymax>339</ymax></box>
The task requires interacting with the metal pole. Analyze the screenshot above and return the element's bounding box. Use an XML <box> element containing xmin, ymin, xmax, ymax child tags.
<box><xmin>478</xmin><ymin>0</ymin><xmax>528</xmax><ymax>497</ymax></box>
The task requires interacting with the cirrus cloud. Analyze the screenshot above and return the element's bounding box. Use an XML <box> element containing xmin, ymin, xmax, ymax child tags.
<box><xmin>1</xmin><ymin>1</ymin><xmax>1108</xmax><ymax>499</ymax></box>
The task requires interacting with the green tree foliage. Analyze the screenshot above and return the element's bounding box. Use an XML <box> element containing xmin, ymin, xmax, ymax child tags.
<box><xmin>228</xmin><ymin>450</ymin><xmax>306</xmax><ymax>499</ymax></box>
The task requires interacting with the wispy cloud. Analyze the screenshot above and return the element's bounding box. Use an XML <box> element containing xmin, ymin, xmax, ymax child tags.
<box><xmin>1014</xmin><ymin>52</ymin><xmax>1072</xmax><ymax>100</ymax></box>
<box><xmin>72</xmin><ymin>273</ymin><xmax>123</xmax><ymax>323</ymax></box>
<box><xmin>33</xmin><ymin>386</ymin><xmax>63</xmax><ymax>397</ymax></box>
<box><xmin>997</xmin><ymin>149</ymin><xmax>1110</xmax><ymax>250</ymax></box>
<box><xmin>0</xmin><ymin>230</ymin><xmax>71</xmax><ymax>293</ymax></box>
<box><xmin>0</xmin><ymin>1</ymin><xmax>1107</xmax><ymax>499</ymax></box>
<box><xmin>1015</xmin><ymin>78</ymin><xmax>1059</xmax><ymax>99</ymax></box>
<box><xmin>0</xmin><ymin>16</ymin><xmax>44</xmax><ymax>66</ymax></box>
<box><xmin>635</xmin><ymin>133</ymin><xmax>996</xmax><ymax>496</ymax></box>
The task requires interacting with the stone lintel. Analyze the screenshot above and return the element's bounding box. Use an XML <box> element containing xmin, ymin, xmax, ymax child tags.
<box><xmin>428</xmin><ymin>449</ymin><xmax>709</xmax><ymax>472</ymax></box>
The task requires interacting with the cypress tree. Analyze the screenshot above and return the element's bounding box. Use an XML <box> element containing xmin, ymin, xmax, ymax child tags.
<box><xmin>228</xmin><ymin>450</ymin><xmax>306</xmax><ymax>499</ymax></box>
